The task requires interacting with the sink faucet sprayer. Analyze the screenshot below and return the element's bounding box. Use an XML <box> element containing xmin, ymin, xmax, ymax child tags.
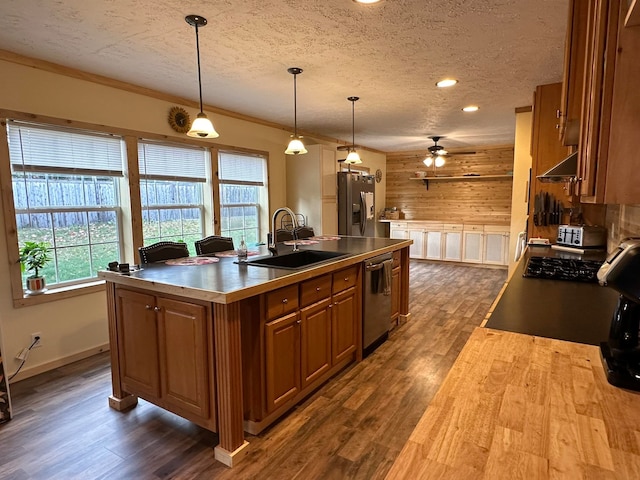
<box><xmin>269</xmin><ymin>207</ymin><xmax>299</xmax><ymax>255</ymax></box>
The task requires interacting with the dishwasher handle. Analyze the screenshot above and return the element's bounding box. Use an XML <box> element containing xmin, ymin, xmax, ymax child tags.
<box><xmin>365</xmin><ymin>262</ymin><xmax>385</xmax><ymax>272</ymax></box>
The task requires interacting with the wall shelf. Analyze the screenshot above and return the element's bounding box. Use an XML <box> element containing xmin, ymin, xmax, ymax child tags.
<box><xmin>409</xmin><ymin>174</ymin><xmax>513</xmax><ymax>189</ymax></box>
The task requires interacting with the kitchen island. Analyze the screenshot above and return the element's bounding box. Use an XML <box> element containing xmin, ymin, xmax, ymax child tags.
<box><xmin>99</xmin><ymin>236</ymin><xmax>411</xmax><ymax>467</ymax></box>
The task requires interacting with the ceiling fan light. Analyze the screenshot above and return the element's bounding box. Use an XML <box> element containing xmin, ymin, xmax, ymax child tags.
<box><xmin>462</xmin><ymin>105</ymin><xmax>479</xmax><ymax>112</ymax></box>
<box><xmin>285</xmin><ymin>136</ymin><xmax>307</xmax><ymax>155</ymax></box>
<box><xmin>423</xmin><ymin>156</ymin><xmax>433</xmax><ymax>167</ymax></box>
<box><xmin>346</xmin><ymin>150</ymin><xmax>362</xmax><ymax>164</ymax></box>
<box><xmin>435</xmin><ymin>155</ymin><xmax>446</xmax><ymax>167</ymax></box>
<box><xmin>436</xmin><ymin>78</ymin><xmax>458</xmax><ymax>88</ymax></box>
<box><xmin>187</xmin><ymin>112</ymin><xmax>219</xmax><ymax>138</ymax></box>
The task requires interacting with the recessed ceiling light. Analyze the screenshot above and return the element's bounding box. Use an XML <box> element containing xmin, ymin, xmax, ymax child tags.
<box><xmin>436</xmin><ymin>79</ymin><xmax>458</xmax><ymax>88</ymax></box>
<box><xmin>462</xmin><ymin>105</ymin><xmax>479</xmax><ymax>112</ymax></box>
<box><xmin>353</xmin><ymin>0</ymin><xmax>382</xmax><ymax>4</ymax></box>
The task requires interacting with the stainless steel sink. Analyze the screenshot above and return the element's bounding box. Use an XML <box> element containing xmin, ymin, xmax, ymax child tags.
<box><xmin>243</xmin><ymin>250</ymin><xmax>349</xmax><ymax>269</ymax></box>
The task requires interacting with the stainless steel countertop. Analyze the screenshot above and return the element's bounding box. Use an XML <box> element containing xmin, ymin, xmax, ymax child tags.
<box><xmin>98</xmin><ymin>236</ymin><xmax>411</xmax><ymax>304</ymax></box>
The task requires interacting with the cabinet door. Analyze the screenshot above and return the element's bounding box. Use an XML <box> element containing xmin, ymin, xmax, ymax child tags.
<box><xmin>300</xmin><ymin>298</ymin><xmax>332</xmax><ymax>389</ymax></box>
<box><xmin>462</xmin><ymin>231</ymin><xmax>483</xmax><ymax>263</ymax></box>
<box><xmin>425</xmin><ymin>231</ymin><xmax>442</xmax><ymax>260</ymax></box>
<box><xmin>115</xmin><ymin>288</ymin><xmax>160</xmax><ymax>399</ymax></box>
<box><xmin>390</xmin><ymin>228</ymin><xmax>407</xmax><ymax>239</ymax></box>
<box><xmin>390</xmin><ymin>267</ymin><xmax>401</xmax><ymax>326</ymax></box>
<box><xmin>408</xmin><ymin>229</ymin><xmax>425</xmax><ymax>258</ymax></box>
<box><xmin>265</xmin><ymin>312</ymin><xmax>301</xmax><ymax>413</ymax></box>
<box><xmin>483</xmin><ymin>233</ymin><xmax>508</xmax><ymax>265</ymax></box>
<box><xmin>157</xmin><ymin>297</ymin><xmax>210</xmax><ymax>419</ymax></box>
<box><xmin>443</xmin><ymin>232</ymin><xmax>462</xmax><ymax>261</ymax></box>
<box><xmin>332</xmin><ymin>287</ymin><xmax>357</xmax><ymax>365</ymax></box>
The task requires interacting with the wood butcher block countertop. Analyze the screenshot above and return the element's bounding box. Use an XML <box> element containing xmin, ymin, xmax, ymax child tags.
<box><xmin>386</xmin><ymin>327</ymin><xmax>640</xmax><ymax>479</ymax></box>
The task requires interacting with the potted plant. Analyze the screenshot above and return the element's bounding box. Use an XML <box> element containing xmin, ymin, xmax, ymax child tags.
<box><xmin>19</xmin><ymin>241</ymin><xmax>52</xmax><ymax>295</ymax></box>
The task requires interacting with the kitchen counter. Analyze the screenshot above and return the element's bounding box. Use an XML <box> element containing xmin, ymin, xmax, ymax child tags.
<box><xmin>486</xmin><ymin>246</ymin><xmax>619</xmax><ymax>345</ymax></box>
<box><xmin>99</xmin><ymin>236</ymin><xmax>412</xmax><ymax>467</ymax></box>
<box><xmin>386</xmin><ymin>327</ymin><xmax>640</xmax><ymax>478</ymax></box>
<box><xmin>99</xmin><ymin>236</ymin><xmax>409</xmax><ymax>304</ymax></box>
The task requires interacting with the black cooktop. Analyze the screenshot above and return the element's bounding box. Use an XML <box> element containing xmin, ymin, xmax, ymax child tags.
<box><xmin>523</xmin><ymin>256</ymin><xmax>604</xmax><ymax>282</ymax></box>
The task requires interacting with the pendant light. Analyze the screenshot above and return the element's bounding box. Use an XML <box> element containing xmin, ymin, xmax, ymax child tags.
<box><xmin>185</xmin><ymin>15</ymin><xmax>219</xmax><ymax>139</ymax></box>
<box><xmin>345</xmin><ymin>96</ymin><xmax>362</xmax><ymax>164</ymax></box>
<box><xmin>285</xmin><ymin>67</ymin><xmax>307</xmax><ymax>155</ymax></box>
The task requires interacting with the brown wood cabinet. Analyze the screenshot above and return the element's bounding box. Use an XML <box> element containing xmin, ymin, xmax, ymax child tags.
<box><xmin>265</xmin><ymin>311</ymin><xmax>300</xmax><ymax>412</ymax></box>
<box><xmin>252</xmin><ymin>265</ymin><xmax>361</xmax><ymax>428</ymax></box>
<box><xmin>114</xmin><ymin>286</ymin><xmax>215</xmax><ymax>428</ymax></box>
<box><xmin>528</xmin><ymin>83</ymin><xmax>571</xmax><ymax>242</ymax></box>
<box><xmin>390</xmin><ymin>251</ymin><xmax>401</xmax><ymax>327</ymax></box>
<box><xmin>570</xmin><ymin>0</ymin><xmax>640</xmax><ymax>204</ymax></box>
<box><xmin>559</xmin><ymin>0</ymin><xmax>590</xmax><ymax>146</ymax></box>
<box><xmin>300</xmin><ymin>298</ymin><xmax>332</xmax><ymax>389</ymax></box>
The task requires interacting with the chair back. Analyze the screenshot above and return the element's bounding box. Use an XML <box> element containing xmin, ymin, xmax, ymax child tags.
<box><xmin>194</xmin><ymin>236</ymin><xmax>235</xmax><ymax>255</ymax></box>
<box><xmin>138</xmin><ymin>241</ymin><xmax>189</xmax><ymax>264</ymax></box>
<box><xmin>294</xmin><ymin>226</ymin><xmax>315</xmax><ymax>240</ymax></box>
<box><xmin>274</xmin><ymin>229</ymin><xmax>295</xmax><ymax>242</ymax></box>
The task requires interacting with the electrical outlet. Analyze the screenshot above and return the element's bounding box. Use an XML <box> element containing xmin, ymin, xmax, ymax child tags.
<box><xmin>31</xmin><ymin>332</ymin><xmax>42</xmax><ymax>348</ymax></box>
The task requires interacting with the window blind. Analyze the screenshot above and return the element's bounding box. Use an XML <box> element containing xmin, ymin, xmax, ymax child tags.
<box><xmin>8</xmin><ymin>121</ymin><xmax>124</xmax><ymax>176</ymax></box>
<box><xmin>219</xmin><ymin>152</ymin><xmax>265</xmax><ymax>184</ymax></box>
<box><xmin>138</xmin><ymin>141</ymin><xmax>207</xmax><ymax>182</ymax></box>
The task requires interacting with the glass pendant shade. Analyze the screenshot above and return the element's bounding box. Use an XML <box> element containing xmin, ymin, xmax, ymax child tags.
<box><xmin>435</xmin><ymin>155</ymin><xmax>446</xmax><ymax>167</ymax></box>
<box><xmin>423</xmin><ymin>156</ymin><xmax>433</xmax><ymax>167</ymax></box>
<box><xmin>187</xmin><ymin>112</ymin><xmax>219</xmax><ymax>138</ymax></box>
<box><xmin>345</xmin><ymin>149</ymin><xmax>362</xmax><ymax>164</ymax></box>
<box><xmin>285</xmin><ymin>136</ymin><xmax>308</xmax><ymax>155</ymax></box>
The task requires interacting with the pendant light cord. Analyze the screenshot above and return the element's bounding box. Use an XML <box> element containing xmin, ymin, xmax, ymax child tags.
<box><xmin>351</xmin><ymin>100</ymin><xmax>355</xmax><ymax>149</ymax></box>
<box><xmin>194</xmin><ymin>23</ymin><xmax>204</xmax><ymax>114</ymax></box>
<box><xmin>293</xmin><ymin>72</ymin><xmax>298</xmax><ymax>137</ymax></box>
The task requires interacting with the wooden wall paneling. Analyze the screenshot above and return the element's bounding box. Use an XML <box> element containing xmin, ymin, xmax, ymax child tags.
<box><xmin>386</xmin><ymin>146</ymin><xmax>514</xmax><ymax>225</ymax></box>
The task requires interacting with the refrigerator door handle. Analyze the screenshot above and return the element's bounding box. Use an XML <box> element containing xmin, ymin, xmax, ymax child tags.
<box><xmin>360</xmin><ymin>191</ymin><xmax>366</xmax><ymax>236</ymax></box>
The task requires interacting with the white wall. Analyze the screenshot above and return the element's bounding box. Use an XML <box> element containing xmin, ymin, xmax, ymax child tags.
<box><xmin>508</xmin><ymin>110</ymin><xmax>533</xmax><ymax>279</ymax></box>
<box><xmin>0</xmin><ymin>58</ymin><xmax>386</xmax><ymax>381</ymax></box>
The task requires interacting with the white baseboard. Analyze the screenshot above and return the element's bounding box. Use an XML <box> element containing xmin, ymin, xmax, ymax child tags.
<box><xmin>8</xmin><ymin>343</ymin><xmax>110</xmax><ymax>384</ymax></box>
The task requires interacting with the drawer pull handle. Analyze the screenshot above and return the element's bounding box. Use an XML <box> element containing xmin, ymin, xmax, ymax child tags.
<box><xmin>344</xmin><ymin>277</ymin><xmax>349</xmax><ymax>281</ymax></box>
<box><xmin>282</xmin><ymin>298</ymin><xmax>288</xmax><ymax>304</ymax></box>
<box><xmin>153</xmin><ymin>306</ymin><xmax>161</xmax><ymax>312</ymax></box>
<box><xmin>316</xmin><ymin>287</ymin><xmax>321</xmax><ymax>292</ymax></box>
<box><xmin>145</xmin><ymin>304</ymin><xmax>152</xmax><ymax>310</ymax></box>
<box><xmin>296</xmin><ymin>319</ymin><xmax>301</xmax><ymax>324</ymax></box>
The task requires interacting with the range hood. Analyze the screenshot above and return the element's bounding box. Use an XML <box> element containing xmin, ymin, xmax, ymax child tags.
<box><xmin>536</xmin><ymin>151</ymin><xmax>578</xmax><ymax>183</ymax></box>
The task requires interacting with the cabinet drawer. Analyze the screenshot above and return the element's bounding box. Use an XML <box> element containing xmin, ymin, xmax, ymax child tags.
<box><xmin>333</xmin><ymin>265</ymin><xmax>358</xmax><ymax>294</ymax></box>
<box><xmin>300</xmin><ymin>274</ymin><xmax>332</xmax><ymax>307</ymax></box>
<box><xmin>390</xmin><ymin>222</ymin><xmax>407</xmax><ymax>229</ymax></box>
<box><xmin>266</xmin><ymin>285</ymin><xmax>299</xmax><ymax>320</ymax></box>
<box><xmin>392</xmin><ymin>250</ymin><xmax>401</xmax><ymax>268</ymax></box>
<box><xmin>442</xmin><ymin>223</ymin><xmax>463</xmax><ymax>231</ymax></box>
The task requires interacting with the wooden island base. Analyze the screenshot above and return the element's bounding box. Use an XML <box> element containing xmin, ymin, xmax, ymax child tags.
<box><xmin>386</xmin><ymin>327</ymin><xmax>640</xmax><ymax>479</ymax></box>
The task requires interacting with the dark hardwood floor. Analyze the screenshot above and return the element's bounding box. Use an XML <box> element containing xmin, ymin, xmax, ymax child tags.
<box><xmin>0</xmin><ymin>261</ymin><xmax>506</xmax><ymax>480</ymax></box>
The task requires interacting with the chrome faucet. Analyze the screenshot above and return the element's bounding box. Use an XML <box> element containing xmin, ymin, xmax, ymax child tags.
<box><xmin>269</xmin><ymin>207</ymin><xmax>299</xmax><ymax>255</ymax></box>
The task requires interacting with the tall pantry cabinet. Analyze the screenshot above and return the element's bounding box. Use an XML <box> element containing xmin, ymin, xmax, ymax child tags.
<box><xmin>286</xmin><ymin>144</ymin><xmax>338</xmax><ymax>235</ymax></box>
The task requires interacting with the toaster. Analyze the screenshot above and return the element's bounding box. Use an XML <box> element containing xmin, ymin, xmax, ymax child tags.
<box><xmin>557</xmin><ymin>224</ymin><xmax>607</xmax><ymax>248</ymax></box>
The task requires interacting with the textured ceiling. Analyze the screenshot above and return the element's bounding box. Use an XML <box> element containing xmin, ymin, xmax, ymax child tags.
<box><xmin>0</xmin><ymin>0</ymin><xmax>568</xmax><ymax>151</ymax></box>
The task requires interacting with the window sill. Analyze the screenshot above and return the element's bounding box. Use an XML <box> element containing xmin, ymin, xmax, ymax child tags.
<box><xmin>12</xmin><ymin>280</ymin><xmax>106</xmax><ymax>308</ymax></box>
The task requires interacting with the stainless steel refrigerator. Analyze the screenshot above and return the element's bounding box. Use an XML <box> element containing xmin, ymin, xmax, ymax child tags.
<box><xmin>337</xmin><ymin>172</ymin><xmax>376</xmax><ymax>237</ymax></box>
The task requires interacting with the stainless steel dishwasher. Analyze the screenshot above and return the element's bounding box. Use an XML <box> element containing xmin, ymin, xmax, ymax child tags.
<box><xmin>363</xmin><ymin>253</ymin><xmax>393</xmax><ymax>357</ymax></box>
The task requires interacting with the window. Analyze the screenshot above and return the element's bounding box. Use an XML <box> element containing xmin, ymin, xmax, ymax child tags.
<box><xmin>8</xmin><ymin>121</ymin><xmax>124</xmax><ymax>288</ymax></box>
<box><xmin>218</xmin><ymin>152</ymin><xmax>267</xmax><ymax>246</ymax></box>
<box><xmin>138</xmin><ymin>141</ymin><xmax>208</xmax><ymax>255</ymax></box>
